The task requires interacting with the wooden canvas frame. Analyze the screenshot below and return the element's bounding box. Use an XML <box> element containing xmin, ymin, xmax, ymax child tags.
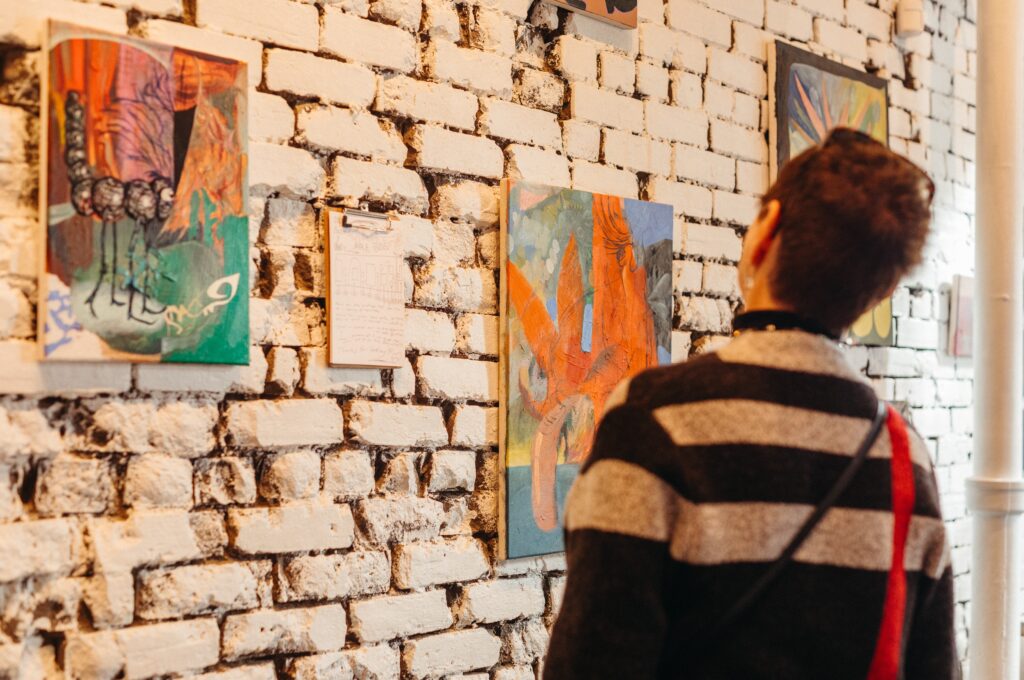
<box><xmin>498</xmin><ymin>179</ymin><xmax>511</xmax><ymax>560</ymax></box>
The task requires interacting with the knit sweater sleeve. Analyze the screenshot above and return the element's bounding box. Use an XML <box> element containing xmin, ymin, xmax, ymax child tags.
<box><xmin>903</xmin><ymin>456</ymin><xmax>961</xmax><ymax>679</ymax></box>
<box><xmin>543</xmin><ymin>395</ymin><xmax>680</xmax><ymax>680</ymax></box>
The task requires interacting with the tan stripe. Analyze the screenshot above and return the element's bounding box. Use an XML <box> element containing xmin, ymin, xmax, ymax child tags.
<box><xmin>653</xmin><ymin>400</ymin><xmax>932</xmax><ymax>469</ymax></box>
<box><xmin>566</xmin><ymin>465</ymin><xmax>949</xmax><ymax>577</ymax></box>
<box><xmin>670</xmin><ymin>502</ymin><xmax>949</xmax><ymax>577</ymax></box>
<box><xmin>717</xmin><ymin>330</ymin><xmax>866</xmax><ymax>382</ymax></box>
<box><xmin>602</xmin><ymin>378</ymin><xmax>632</xmax><ymax>415</ymax></box>
<box><xmin>565</xmin><ymin>459</ymin><xmax>678</xmax><ymax>542</ymax></box>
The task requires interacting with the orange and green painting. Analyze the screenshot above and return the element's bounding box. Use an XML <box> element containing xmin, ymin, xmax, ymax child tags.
<box><xmin>502</xmin><ymin>181</ymin><xmax>672</xmax><ymax>558</ymax></box>
<box><xmin>773</xmin><ymin>41</ymin><xmax>893</xmax><ymax>346</ymax></box>
<box><xmin>42</xmin><ymin>23</ymin><xmax>248</xmax><ymax>363</ymax></box>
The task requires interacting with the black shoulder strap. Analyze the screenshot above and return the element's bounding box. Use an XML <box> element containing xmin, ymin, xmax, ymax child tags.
<box><xmin>694</xmin><ymin>400</ymin><xmax>889</xmax><ymax>654</ymax></box>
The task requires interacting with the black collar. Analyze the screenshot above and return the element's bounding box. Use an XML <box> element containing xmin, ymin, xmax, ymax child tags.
<box><xmin>732</xmin><ymin>310</ymin><xmax>841</xmax><ymax>341</ymax></box>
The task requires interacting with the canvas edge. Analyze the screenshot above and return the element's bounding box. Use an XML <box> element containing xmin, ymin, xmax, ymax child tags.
<box><xmin>948</xmin><ymin>274</ymin><xmax>960</xmax><ymax>357</ymax></box>
<box><xmin>768</xmin><ymin>39</ymin><xmax>781</xmax><ymax>183</ymax></box>
<box><xmin>948</xmin><ymin>273</ymin><xmax>974</xmax><ymax>358</ymax></box>
<box><xmin>36</xmin><ymin>21</ymin><xmax>52</xmax><ymax>361</ymax></box>
<box><xmin>543</xmin><ymin>0</ymin><xmax>638</xmax><ymax>29</ymax></box>
<box><xmin>498</xmin><ymin>178</ymin><xmax>511</xmax><ymax>561</ymax></box>
<box><xmin>322</xmin><ymin>207</ymin><xmax>337</xmax><ymax>366</ymax></box>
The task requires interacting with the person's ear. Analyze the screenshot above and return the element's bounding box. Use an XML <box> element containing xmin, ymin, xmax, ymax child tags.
<box><xmin>751</xmin><ymin>200</ymin><xmax>781</xmax><ymax>266</ymax></box>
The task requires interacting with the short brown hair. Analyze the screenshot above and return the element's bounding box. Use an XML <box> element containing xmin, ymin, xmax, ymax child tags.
<box><xmin>762</xmin><ymin>128</ymin><xmax>935</xmax><ymax>332</ymax></box>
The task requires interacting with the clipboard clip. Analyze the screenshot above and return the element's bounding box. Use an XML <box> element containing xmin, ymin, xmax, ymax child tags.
<box><xmin>345</xmin><ymin>209</ymin><xmax>393</xmax><ymax>233</ymax></box>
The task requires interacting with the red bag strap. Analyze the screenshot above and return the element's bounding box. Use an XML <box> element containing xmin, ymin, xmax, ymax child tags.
<box><xmin>867</xmin><ymin>405</ymin><xmax>917</xmax><ymax>680</ymax></box>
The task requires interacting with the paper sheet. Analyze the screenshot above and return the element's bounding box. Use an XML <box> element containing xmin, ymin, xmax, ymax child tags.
<box><xmin>327</xmin><ymin>210</ymin><xmax>405</xmax><ymax>367</ymax></box>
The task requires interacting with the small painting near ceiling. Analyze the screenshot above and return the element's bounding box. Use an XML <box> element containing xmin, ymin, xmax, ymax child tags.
<box><xmin>545</xmin><ymin>0</ymin><xmax>637</xmax><ymax>29</ymax></box>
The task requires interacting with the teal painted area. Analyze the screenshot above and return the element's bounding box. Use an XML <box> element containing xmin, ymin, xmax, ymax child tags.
<box><xmin>164</xmin><ymin>212</ymin><xmax>249</xmax><ymax>365</ymax></box>
<box><xmin>507</xmin><ymin>463</ymin><xmax>580</xmax><ymax>558</ymax></box>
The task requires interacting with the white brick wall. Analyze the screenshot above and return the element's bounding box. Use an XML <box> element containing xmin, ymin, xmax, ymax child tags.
<box><xmin>0</xmin><ymin>0</ymin><xmax>976</xmax><ymax>673</ymax></box>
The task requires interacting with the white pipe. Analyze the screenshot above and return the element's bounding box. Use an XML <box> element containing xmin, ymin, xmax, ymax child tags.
<box><xmin>968</xmin><ymin>0</ymin><xmax>1024</xmax><ymax>677</ymax></box>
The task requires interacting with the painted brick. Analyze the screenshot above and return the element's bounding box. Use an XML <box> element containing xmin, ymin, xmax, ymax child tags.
<box><xmin>404</xmin><ymin>628</ymin><xmax>501</xmax><ymax>679</ymax></box>
<box><xmin>376</xmin><ymin>75</ymin><xmax>479</xmax><ymax>131</ymax></box>
<box><xmin>394</xmin><ymin>537</ymin><xmax>490</xmax><ymax>589</ymax></box>
<box><xmin>229</xmin><ymin>500</ymin><xmax>354</xmax><ymax>554</ymax></box>
<box><xmin>137</xmin><ymin>562</ymin><xmax>265</xmax><ymax>620</ymax></box>
<box><xmin>297</xmin><ymin>106</ymin><xmax>406</xmax><ymax>163</ymax></box>
<box><xmin>279</xmin><ymin>550</ymin><xmax>390</xmax><ymax>602</ymax></box>
<box><xmin>348</xmin><ymin>401</ymin><xmax>448</xmax><ymax>447</ymax></box>
<box><xmin>666</xmin><ymin>0</ymin><xmax>732</xmax><ymax>46</ymax></box>
<box><xmin>350</xmin><ymin>590</ymin><xmax>453</xmax><ymax>642</ymax></box>
<box><xmin>646</xmin><ymin>102</ymin><xmax>709</xmax><ymax>146</ymax></box>
<box><xmin>554</xmin><ymin>36</ymin><xmax>598</xmax><ymax>84</ymax></box>
<box><xmin>572</xmin><ymin>161</ymin><xmax>640</xmax><ymax>198</ymax></box>
<box><xmin>226</xmin><ymin>399</ymin><xmax>343</xmax><ymax>448</ymax></box>
<box><xmin>451</xmin><ymin>405</ymin><xmax>499</xmax><ymax>448</ymax></box>
<box><xmin>569</xmin><ymin>83</ymin><xmax>645</xmax><ymax>133</ymax></box>
<box><xmin>410</xmin><ymin>125</ymin><xmax>504</xmax><ymax>179</ymax></box>
<box><xmin>322</xmin><ymin>8</ymin><xmax>417</xmax><ymax>73</ymax></box>
<box><xmin>456</xmin><ymin>576</ymin><xmax>546</xmax><ymax>624</ymax></box>
<box><xmin>90</xmin><ymin>511</ymin><xmax>202</xmax><ymax>574</ymax></box>
<box><xmin>222</xmin><ymin>605</ymin><xmax>347</xmax><ymax>659</ymax></box>
<box><xmin>426</xmin><ymin>40</ymin><xmax>513</xmax><ymax>97</ymax></box>
<box><xmin>265</xmin><ymin>49</ymin><xmax>377</xmax><ymax>108</ymax></box>
<box><xmin>506</xmin><ymin>145</ymin><xmax>572</xmax><ymax>188</ymax></box>
<box><xmin>333</xmin><ymin>156</ymin><xmax>430</xmax><ymax>214</ymax></box>
<box><xmin>480</xmin><ymin>98</ymin><xmax>562</xmax><ymax>148</ymax></box>
<box><xmin>250</xmin><ymin>143</ymin><xmax>325</xmax><ymax>199</ymax></box>
<box><xmin>196</xmin><ymin>0</ymin><xmax>317</xmax><ymax>50</ymax></box>
<box><xmin>708</xmin><ymin>49</ymin><xmax>768</xmax><ymax>97</ymax></box>
<box><xmin>0</xmin><ymin>519</ymin><xmax>75</xmax><ymax>582</ymax></box>
<box><xmin>65</xmin><ymin>619</ymin><xmax>220</xmax><ymax>680</ymax></box>
<box><xmin>603</xmin><ymin>130</ymin><xmax>672</xmax><ymax>175</ymax></box>
<box><xmin>562</xmin><ymin>121</ymin><xmax>602</xmax><ymax>161</ymax></box>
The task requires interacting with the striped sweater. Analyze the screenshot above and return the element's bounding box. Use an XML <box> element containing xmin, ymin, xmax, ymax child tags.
<box><xmin>544</xmin><ymin>326</ymin><xmax>958</xmax><ymax>680</ymax></box>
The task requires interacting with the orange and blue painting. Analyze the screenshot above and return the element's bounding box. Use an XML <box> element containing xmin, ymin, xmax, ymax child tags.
<box><xmin>501</xmin><ymin>181</ymin><xmax>672</xmax><ymax>558</ymax></box>
<box><xmin>772</xmin><ymin>41</ymin><xmax>893</xmax><ymax>346</ymax></box>
<box><xmin>42</xmin><ymin>23</ymin><xmax>248</xmax><ymax>363</ymax></box>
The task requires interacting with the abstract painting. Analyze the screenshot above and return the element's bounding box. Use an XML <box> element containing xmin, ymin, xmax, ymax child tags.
<box><xmin>948</xmin><ymin>275</ymin><xmax>973</xmax><ymax>357</ymax></box>
<box><xmin>769</xmin><ymin>40</ymin><xmax>893</xmax><ymax>346</ymax></box>
<box><xmin>500</xmin><ymin>181</ymin><xmax>673</xmax><ymax>558</ymax></box>
<box><xmin>41</xmin><ymin>22</ymin><xmax>249</xmax><ymax>363</ymax></box>
<box><xmin>545</xmin><ymin>0</ymin><xmax>637</xmax><ymax>29</ymax></box>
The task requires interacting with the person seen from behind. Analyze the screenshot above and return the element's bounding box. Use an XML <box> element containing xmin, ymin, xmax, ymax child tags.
<box><xmin>543</xmin><ymin>128</ymin><xmax>959</xmax><ymax>679</ymax></box>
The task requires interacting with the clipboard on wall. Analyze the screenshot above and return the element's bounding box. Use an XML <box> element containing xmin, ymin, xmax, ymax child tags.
<box><xmin>323</xmin><ymin>208</ymin><xmax>405</xmax><ymax>368</ymax></box>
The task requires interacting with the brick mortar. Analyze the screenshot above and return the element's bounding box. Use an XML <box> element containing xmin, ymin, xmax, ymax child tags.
<box><xmin>0</xmin><ymin>0</ymin><xmax>975</xmax><ymax>677</ymax></box>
